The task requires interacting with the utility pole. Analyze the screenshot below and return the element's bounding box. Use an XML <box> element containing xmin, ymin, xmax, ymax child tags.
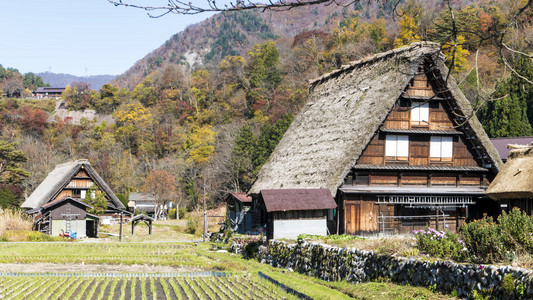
<box><xmin>119</xmin><ymin>212</ymin><xmax>123</xmax><ymax>242</ymax></box>
<box><xmin>203</xmin><ymin>176</ymin><xmax>208</xmax><ymax>242</ymax></box>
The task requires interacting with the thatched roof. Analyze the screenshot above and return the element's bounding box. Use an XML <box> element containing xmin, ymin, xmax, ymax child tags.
<box><xmin>486</xmin><ymin>145</ymin><xmax>533</xmax><ymax>200</ymax></box>
<box><xmin>21</xmin><ymin>159</ymin><xmax>124</xmax><ymax>210</ymax></box>
<box><xmin>249</xmin><ymin>42</ymin><xmax>501</xmax><ymax>197</ymax></box>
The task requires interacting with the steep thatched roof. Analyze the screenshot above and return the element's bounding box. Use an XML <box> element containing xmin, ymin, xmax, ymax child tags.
<box><xmin>249</xmin><ymin>42</ymin><xmax>501</xmax><ymax>197</ymax></box>
<box><xmin>21</xmin><ymin>159</ymin><xmax>124</xmax><ymax>210</ymax></box>
<box><xmin>486</xmin><ymin>145</ymin><xmax>533</xmax><ymax>200</ymax></box>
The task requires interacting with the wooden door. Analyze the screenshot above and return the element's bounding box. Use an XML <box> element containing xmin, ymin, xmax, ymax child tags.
<box><xmin>345</xmin><ymin>202</ymin><xmax>360</xmax><ymax>235</ymax></box>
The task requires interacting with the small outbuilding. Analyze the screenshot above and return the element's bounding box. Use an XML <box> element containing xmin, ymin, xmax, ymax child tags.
<box><xmin>225</xmin><ymin>192</ymin><xmax>254</xmax><ymax>234</ymax></box>
<box><xmin>258</xmin><ymin>189</ymin><xmax>337</xmax><ymax>240</ymax></box>
<box><xmin>32</xmin><ymin>196</ymin><xmax>100</xmax><ymax>238</ymax></box>
<box><xmin>128</xmin><ymin>193</ymin><xmax>157</xmax><ymax>217</ymax></box>
<box><xmin>486</xmin><ymin>144</ymin><xmax>533</xmax><ymax>214</ymax></box>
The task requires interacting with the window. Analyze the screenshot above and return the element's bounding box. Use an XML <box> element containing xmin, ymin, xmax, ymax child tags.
<box><xmin>385</xmin><ymin>135</ymin><xmax>409</xmax><ymax>161</ymax></box>
<box><xmin>411</xmin><ymin>101</ymin><xmax>429</xmax><ymax>127</ymax></box>
<box><xmin>430</xmin><ymin>136</ymin><xmax>453</xmax><ymax>161</ymax></box>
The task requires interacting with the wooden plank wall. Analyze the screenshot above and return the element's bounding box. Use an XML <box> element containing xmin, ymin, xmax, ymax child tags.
<box><xmin>358</xmin><ymin>134</ymin><xmax>479</xmax><ymax>167</ymax></box>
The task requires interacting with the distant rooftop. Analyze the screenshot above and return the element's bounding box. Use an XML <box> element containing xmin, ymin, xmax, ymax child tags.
<box><xmin>490</xmin><ymin>137</ymin><xmax>533</xmax><ymax>161</ymax></box>
<box><xmin>35</xmin><ymin>87</ymin><xmax>65</xmax><ymax>93</ymax></box>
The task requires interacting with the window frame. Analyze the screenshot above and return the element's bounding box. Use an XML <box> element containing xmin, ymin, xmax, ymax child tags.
<box><xmin>410</xmin><ymin>101</ymin><xmax>429</xmax><ymax>127</ymax></box>
<box><xmin>385</xmin><ymin>135</ymin><xmax>409</xmax><ymax>161</ymax></box>
<box><xmin>430</xmin><ymin>136</ymin><xmax>453</xmax><ymax>162</ymax></box>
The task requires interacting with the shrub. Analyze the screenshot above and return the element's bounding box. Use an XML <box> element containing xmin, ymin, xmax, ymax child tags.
<box><xmin>185</xmin><ymin>217</ymin><xmax>198</xmax><ymax>235</ymax></box>
<box><xmin>233</xmin><ymin>235</ymin><xmax>265</xmax><ymax>259</ymax></box>
<box><xmin>178</xmin><ymin>207</ymin><xmax>187</xmax><ymax>219</ymax></box>
<box><xmin>413</xmin><ymin>228</ymin><xmax>466</xmax><ymax>260</ymax></box>
<box><xmin>498</xmin><ymin>208</ymin><xmax>533</xmax><ymax>254</ymax></box>
<box><xmin>168</xmin><ymin>208</ymin><xmax>177</xmax><ymax>219</ymax></box>
<box><xmin>459</xmin><ymin>215</ymin><xmax>504</xmax><ymax>262</ymax></box>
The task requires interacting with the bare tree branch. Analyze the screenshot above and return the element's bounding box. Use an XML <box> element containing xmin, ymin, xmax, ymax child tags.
<box><xmin>108</xmin><ymin>0</ymin><xmax>358</xmax><ymax>16</ymax></box>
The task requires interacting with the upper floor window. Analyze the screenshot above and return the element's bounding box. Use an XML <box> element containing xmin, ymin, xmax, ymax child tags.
<box><xmin>385</xmin><ymin>135</ymin><xmax>409</xmax><ymax>161</ymax></box>
<box><xmin>430</xmin><ymin>136</ymin><xmax>453</xmax><ymax>161</ymax></box>
<box><xmin>411</xmin><ymin>101</ymin><xmax>429</xmax><ymax>127</ymax></box>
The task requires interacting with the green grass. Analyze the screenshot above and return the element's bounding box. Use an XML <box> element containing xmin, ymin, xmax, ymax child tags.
<box><xmin>0</xmin><ymin>241</ymin><xmax>455</xmax><ymax>299</ymax></box>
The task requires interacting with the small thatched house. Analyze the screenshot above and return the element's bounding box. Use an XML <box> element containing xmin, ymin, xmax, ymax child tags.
<box><xmin>249</xmin><ymin>42</ymin><xmax>502</xmax><ymax>236</ymax></box>
<box><xmin>22</xmin><ymin>159</ymin><xmax>126</xmax><ymax>236</ymax></box>
<box><xmin>486</xmin><ymin>144</ymin><xmax>533</xmax><ymax>213</ymax></box>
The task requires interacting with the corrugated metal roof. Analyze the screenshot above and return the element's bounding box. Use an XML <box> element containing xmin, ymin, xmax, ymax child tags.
<box><xmin>35</xmin><ymin>87</ymin><xmax>65</xmax><ymax>93</ymax></box>
<box><xmin>260</xmin><ymin>189</ymin><xmax>337</xmax><ymax>212</ymax></box>
<box><xmin>490</xmin><ymin>137</ymin><xmax>533</xmax><ymax>161</ymax></box>
<box><xmin>380</xmin><ymin>128</ymin><xmax>463</xmax><ymax>135</ymax></box>
<box><xmin>41</xmin><ymin>196</ymin><xmax>92</xmax><ymax>209</ymax></box>
<box><xmin>340</xmin><ymin>185</ymin><xmax>486</xmax><ymax>195</ymax></box>
<box><xmin>353</xmin><ymin>164</ymin><xmax>488</xmax><ymax>172</ymax></box>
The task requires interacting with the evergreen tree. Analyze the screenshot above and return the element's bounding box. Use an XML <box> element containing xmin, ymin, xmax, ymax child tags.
<box><xmin>479</xmin><ymin>56</ymin><xmax>533</xmax><ymax>137</ymax></box>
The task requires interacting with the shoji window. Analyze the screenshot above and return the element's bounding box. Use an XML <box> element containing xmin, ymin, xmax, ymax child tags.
<box><xmin>430</xmin><ymin>136</ymin><xmax>453</xmax><ymax>161</ymax></box>
<box><xmin>385</xmin><ymin>135</ymin><xmax>409</xmax><ymax>161</ymax></box>
<box><xmin>411</xmin><ymin>101</ymin><xmax>429</xmax><ymax>127</ymax></box>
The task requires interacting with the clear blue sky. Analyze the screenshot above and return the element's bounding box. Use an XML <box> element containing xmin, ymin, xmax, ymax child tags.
<box><xmin>0</xmin><ymin>1</ymin><xmax>211</xmax><ymax>76</ymax></box>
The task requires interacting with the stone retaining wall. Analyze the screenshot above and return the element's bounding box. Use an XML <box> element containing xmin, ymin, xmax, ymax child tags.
<box><xmin>257</xmin><ymin>240</ymin><xmax>533</xmax><ymax>298</ymax></box>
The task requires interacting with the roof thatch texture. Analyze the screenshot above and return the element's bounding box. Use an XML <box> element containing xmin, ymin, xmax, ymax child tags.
<box><xmin>486</xmin><ymin>146</ymin><xmax>533</xmax><ymax>200</ymax></box>
<box><xmin>21</xmin><ymin>159</ymin><xmax>124</xmax><ymax>210</ymax></box>
<box><xmin>249</xmin><ymin>42</ymin><xmax>501</xmax><ymax>197</ymax></box>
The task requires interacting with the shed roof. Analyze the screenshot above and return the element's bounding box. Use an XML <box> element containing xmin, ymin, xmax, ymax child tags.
<box><xmin>21</xmin><ymin>159</ymin><xmax>124</xmax><ymax>210</ymax></box>
<box><xmin>486</xmin><ymin>146</ymin><xmax>533</xmax><ymax>200</ymax></box>
<box><xmin>226</xmin><ymin>192</ymin><xmax>253</xmax><ymax>203</ymax></box>
<box><xmin>260</xmin><ymin>189</ymin><xmax>337</xmax><ymax>212</ymax></box>
<box><xmin>249</xmin><ymin>42</ymin><xmax>501</xmax><ymax>197</ymax></box>
<box><xmin>41</xmin><ymin>196</ymin><xmax>93</xmax><ymax>209</ymax></box>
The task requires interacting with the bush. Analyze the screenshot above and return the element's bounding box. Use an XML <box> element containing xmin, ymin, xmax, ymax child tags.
<box><xmin>185</xmin><ymin>218</ymin><xmax>198</xmax><ymax>235</ymax></box>
<box><xmin>498</xmin><ymin>208</ymin><xmax>533</xmax><ymax>254</ymax></box>
<box><xmin>168</xmin><ymin>208</ymin><xmax>177</xmax><ymax>219</ymax></box>
<box><xmin>233</xmin><ymin>235</ymin><xmax>265</xmax><ymax>259</ymax></box>
<box><xmin>413</xmin><ymin>228</ymin><xmax>466</xmax><ymax>260</ymax></box>
<box><xmin>178</xmin><ymin>207</ymin><xmax>187</xmax><ymax>219</ymax></box>
<box><xmin>459</xmin><ymin>215</ymin><xmax>504</xmax><ymax>262</ymax></box>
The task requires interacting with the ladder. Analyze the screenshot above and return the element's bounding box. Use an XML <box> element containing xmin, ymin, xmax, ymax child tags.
<box><xmin>65</xmin><ymin>204</ymin><xmax>71</xmax><ymax>232</ymax></box>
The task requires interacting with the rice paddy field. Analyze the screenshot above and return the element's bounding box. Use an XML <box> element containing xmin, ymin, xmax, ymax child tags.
<box><xmin>0</xmin><ymin>219</ymin><xmax>455</xmax><ymax>299</ymax></box>
<box><xmin>0</xmin><ymin>274</ymin><xmax>297</xmax><ymax>300</ymax></box>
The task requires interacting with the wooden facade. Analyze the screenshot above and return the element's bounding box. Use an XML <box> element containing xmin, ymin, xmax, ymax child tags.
<box><xmin>340</xmin><ymin>67</ymin><xmax>495</xmax><ymax>235</ymax></box>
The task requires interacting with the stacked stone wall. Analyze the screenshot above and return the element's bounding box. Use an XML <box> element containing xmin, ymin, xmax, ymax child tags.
<box><xmin>258</xmin><ymin>240</ymin><xmax>533</xmax><ymax>298</ymax></box>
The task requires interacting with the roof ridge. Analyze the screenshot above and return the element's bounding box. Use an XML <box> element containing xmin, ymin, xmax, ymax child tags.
<box><xmin>309</xmin><ymin>41</ymin><xmax>441</xmax><ymax>87</ymax></box>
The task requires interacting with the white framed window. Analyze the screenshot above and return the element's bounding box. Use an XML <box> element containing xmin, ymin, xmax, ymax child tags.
<box><xmin>430</xmin><ymin>136</ymin><xmax>453</xmax><ymax>161</ymax></box>
<box><xmin>385</xmin><ymin>135</ymin><xmax>409</xmax><ymax>160</ymax></box>
<box><xmin>411</xmin><ymin>101</ymin><xmax>429</xmax><ymax>126</ymax></box>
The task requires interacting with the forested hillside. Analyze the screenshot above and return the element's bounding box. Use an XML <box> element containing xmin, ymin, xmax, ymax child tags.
<box><xmin>1</xmin><ymin>0</ymin><xmax>532</xmax><ymax>212</ymax></box>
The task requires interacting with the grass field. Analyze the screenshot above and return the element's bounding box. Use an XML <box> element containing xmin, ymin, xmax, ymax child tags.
<box><xmin>0</xmin><ymin>240</ymin><xmax>456</xmax><ymax>299</ymax></box>
<box><xmin>0</xmin><ymin>218</ymin><xmax>457</xmax><ymax>299</ymax></box>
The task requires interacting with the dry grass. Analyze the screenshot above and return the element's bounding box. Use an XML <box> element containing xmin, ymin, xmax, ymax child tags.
<box><xmin>300</xmin><ymin>234</ymin><xmax>417</xmax><ymax>256</ymax></box>
<box><xmin>0</xmin><ymin>209</ymin><xmax>32</xmax><ymax>237</ymax></box>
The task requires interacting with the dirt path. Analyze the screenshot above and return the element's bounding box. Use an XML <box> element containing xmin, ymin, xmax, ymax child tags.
<box><xmin>0</xmin><ymin>263</ymin><xmax>203</xmax><ymax>273</ymax></box>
